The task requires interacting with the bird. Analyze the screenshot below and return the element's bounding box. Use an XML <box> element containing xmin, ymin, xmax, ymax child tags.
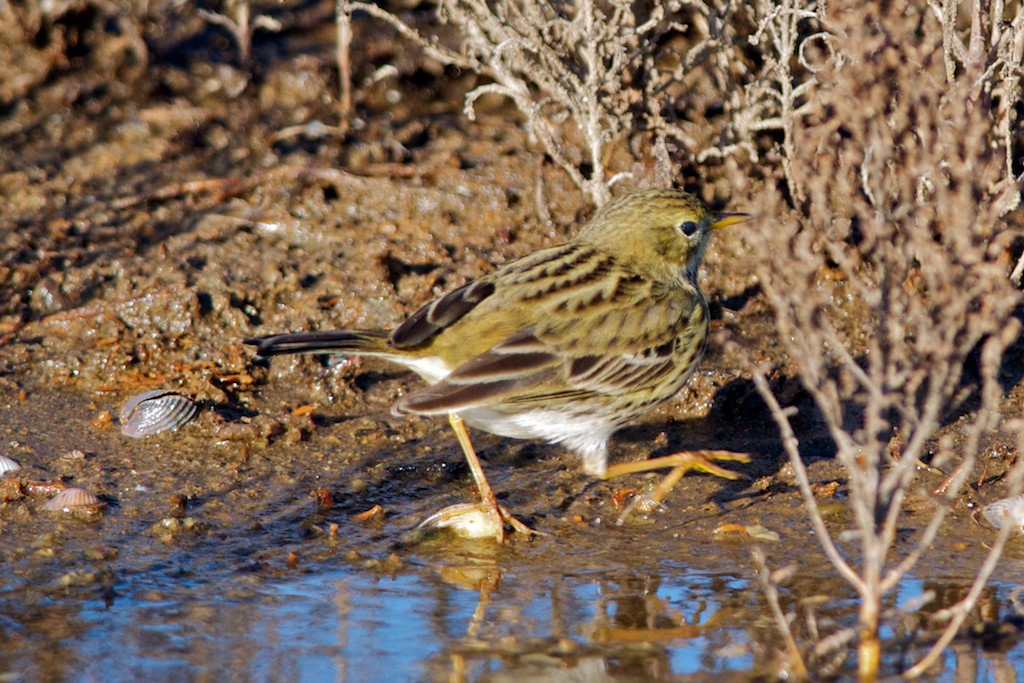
<box><xmin>245</xmin><ymin>188</ymin><xmax>749</xmax><ymax>541</ymax></box>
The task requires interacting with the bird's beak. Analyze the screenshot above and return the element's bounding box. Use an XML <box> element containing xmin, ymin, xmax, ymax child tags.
<box><xmin>711</xmin><ymin>212</ymin><xmax>747</xmax><ymax>230</ymax></box>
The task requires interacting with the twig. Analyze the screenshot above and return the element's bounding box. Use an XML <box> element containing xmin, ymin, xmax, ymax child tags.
<box><xmin>336</xmin><ymin>0</ymin><xmax>353</xmax><ymax>133</ymax></box>
<box><xmin>752</xmin><ymin>550</ymin><xmax>808</xmax><ymax>677</ymax></box>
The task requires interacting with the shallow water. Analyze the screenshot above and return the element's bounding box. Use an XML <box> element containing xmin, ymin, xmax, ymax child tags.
<box><xmin>1</xmin><ymin>556</ymin><xmax>757</xmax><ymax>681</ymax></box>
<box><xmin>7</xmin><ymin>547</ymin><xmax>1024</xmax><ymax>682</ymax></box>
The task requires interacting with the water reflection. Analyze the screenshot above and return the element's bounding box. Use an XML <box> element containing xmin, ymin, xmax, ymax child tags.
<box><xmin>3</xmin><ymin>561</ymin><xmax>1024</xmax><ymax>681</ymax></box>
<box><xmin>419</xmin><ymin>562</ymin><xmax>748</xmax><ymax>682</ymax></box>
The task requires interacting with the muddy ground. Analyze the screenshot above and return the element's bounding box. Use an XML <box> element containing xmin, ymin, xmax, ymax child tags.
<box><xmin>1</xmin><ymin>3</ymin><xmax>1023</xmax><ymax>681</ymax></box>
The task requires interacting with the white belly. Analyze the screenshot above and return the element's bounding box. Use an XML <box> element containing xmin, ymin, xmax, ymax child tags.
<box><xmin>458</xmin><ymin>407</ymin><xmax>614</xmax><ymax>476</ymax></box>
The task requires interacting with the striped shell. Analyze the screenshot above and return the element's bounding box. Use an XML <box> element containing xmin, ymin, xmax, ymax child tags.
<box><xmin>983</xmin><ymin>494</ymin><xmax>1024</xmax><ymax>531</ymax></box>
<box><xmin>0</xmin><ymin>455</ymin><xmax>21</xmax><ymax>475</ymax></box>
<box><xmin>41</xmin><ymin>487</ymin><xmax>104</xmax><ymax>512</ymax></box>
<box><xmin>120</xmin><ymin>390</ymin><xmax>198</xmax><ymax>438</ymax></box>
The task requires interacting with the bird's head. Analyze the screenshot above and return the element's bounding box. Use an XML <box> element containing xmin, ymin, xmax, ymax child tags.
<box><xmin>577</xmin><ymin>188</ymin><xmax>744</xmax><ymax>284</ymax></box>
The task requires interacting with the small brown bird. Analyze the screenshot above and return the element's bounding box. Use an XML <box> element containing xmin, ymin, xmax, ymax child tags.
<box><xmin>246</xmin><ymin>189</ymin><xmax>748</xmax><ymax>540</ymax></box>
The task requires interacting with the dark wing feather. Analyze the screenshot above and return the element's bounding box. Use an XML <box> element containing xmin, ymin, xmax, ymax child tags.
<box><xmin>389</xmin><ymin>280</ymin><xmax>495</xmax><ymax>348</ymax></box>
<box><xmin>394</xmin><ymin>331</ymin><xmax>558</xmax><ymax>414</ymax></box>
<box><xmin>394</xmin><ymin>375</ymin><xmax>544</xmax><ymax>414</ymax></box>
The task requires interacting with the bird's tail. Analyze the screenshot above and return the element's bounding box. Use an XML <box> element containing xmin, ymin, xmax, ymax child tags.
<box><xmin>244</xmin><ymin>329</ymin><xmax>391</xmax><ymax>357</ymax></box>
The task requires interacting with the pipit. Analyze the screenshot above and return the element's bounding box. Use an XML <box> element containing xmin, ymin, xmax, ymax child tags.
<box><xmin>245</xmin><ymin>188</ymin><xmax>749</xmax><ymax>540</ymax></box>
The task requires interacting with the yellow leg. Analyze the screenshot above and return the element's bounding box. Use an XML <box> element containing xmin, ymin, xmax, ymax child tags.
<box><xmin>603</xmin><ymin>450</ymin><xmax>750</xmax><ymax>481</ymax></box>
<box><xmin>601</xmin><ymin>450</ymin><xmax>751</xmax><ymax>524</ymax></box>
<box><xmin>416</xmin><ymin>414</ymin><xmax>538</xmax><ymax>541</ymax></box>
<box><xmin>448</xmin><ymin>413</ymin><xmax>498</xmax><ymax>508</ymax></box>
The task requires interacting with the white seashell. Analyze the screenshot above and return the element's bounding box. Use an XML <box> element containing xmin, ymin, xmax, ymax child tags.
<box><xmin>982</xmin><ymin>494</ymin><xmax>1024</xmax><ymax>531</ymax></box>
<box><xmin>41</xmin><ymin>487</ymin><xmax>104</xmax><ymax>512</ymax></box>
<box><xmin>416</xmin><ymin>503</ymin><xmax>503</xmax><ymax>539</ymax></box>
<box><xmin>0</xmin><ymin>455</ymin><xmax>21</xmax><ymax>475</ymax></box>
<box><xmin>120</xmin><ymin>390</ymin><xmax>198</xmax><ymax>438</ymax></box>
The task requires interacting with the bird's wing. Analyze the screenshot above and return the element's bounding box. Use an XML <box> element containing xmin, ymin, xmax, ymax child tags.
<box><xmin>394</xmin><ymin>284</ymin><xmax>705</xmax><ymax>415</ymax></box>
<box><xmin>508</xmin><ymin>341</ymin><xmax>684</xmax><ymax>407</ymax></box>
<box><xmin>388</xmin><ymin>242</ymin><xmax>581</xmax><ymax>352</ymax></box>
<box><xmin>392</xmin><ymin>331</ymin><xmax>560</xmax><ymax>413</ymax></box>
<box><xmin>389</xmin><ymin>279</ymin><xmax>495</xmax><ymax>348</ymax></box>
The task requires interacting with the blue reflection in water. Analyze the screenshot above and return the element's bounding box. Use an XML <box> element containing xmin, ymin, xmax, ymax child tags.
<box><xmin>68</xmin><ymin>570</ymin><xmax>443</xmax><ymax>683</ymax></box>
<box><xmin>57</xmin><ymin>565</ymin><xmax>756</xmax><ymax>682</ymax></box>
<box><xmin>14</xmin><ymin>541</ymin><xmax>1024</xmax><ymax>681</ymax></box>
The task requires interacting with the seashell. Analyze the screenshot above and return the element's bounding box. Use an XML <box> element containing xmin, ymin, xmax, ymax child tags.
<box><xmin>982</xmin><ymin>494</ymin><xmax>1024</xmax><ymax>531</ymax></box>
<box><xmin>0</xmin><ymin>455</ymin><xmax>21</xmax><ymax>475</ymax></box>
<box><xmin>415</xmin><ymin>502</ymin><xmax>503</xmax><ymax>540</ymax></box>
<box><xmin>41</xmin><ymin>487</ymin><xmax>104</xmax><ymax>513</ymax></box>
<box><xmin>120</xmin><ymin>389</ymin><xmax>198</xmax><ymax>438</ymax></box>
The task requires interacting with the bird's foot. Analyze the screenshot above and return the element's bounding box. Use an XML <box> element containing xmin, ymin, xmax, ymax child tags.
<box><xmin>417</xmin><ymin>501</ymin><xmax>539</xmax><ymax>542</ymax></box>
<box><xmin>609</xmin><ymin>450</ymin><xmax>752</xmax><ymax>525</ymax></box>
<box><xmin>603</xmin><ymin>449</ymin><xmax>751</xmax><ymax>482</ymax></box>
<box><xmin>655</xmin><ymin>449</ymin><xmax>752</xmax><ymax>480</ymax></box>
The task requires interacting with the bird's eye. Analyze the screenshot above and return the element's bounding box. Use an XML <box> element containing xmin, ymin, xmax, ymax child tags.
<box><xmin>677</xmin><ymin>221</ymin><xmax>699</xmax><ymax>236</ymax></box>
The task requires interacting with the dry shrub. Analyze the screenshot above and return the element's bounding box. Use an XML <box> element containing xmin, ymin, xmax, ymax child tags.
<box><xmin>339</xmin><ymin>0</ymin><xmax>745</xmax><ymax>206</ymax></box>
<box><xmin>746</xmin><ymin>1</ymin><xmax>1023</xmax><ymax>676</ymax></box>
<box><xmin>335</xmin><ymin>0</ymin><xmax>853</xmax><ymax>206</ymax></box>
<box><xmin>703</xmin><ymin>0</ymin><xmax>825</xmax><ymax>197</ymax></box>
<box><xmin>199</xmin><ymin>0</ymin><xmax>282</xmax><ymax>64</ymax></box>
